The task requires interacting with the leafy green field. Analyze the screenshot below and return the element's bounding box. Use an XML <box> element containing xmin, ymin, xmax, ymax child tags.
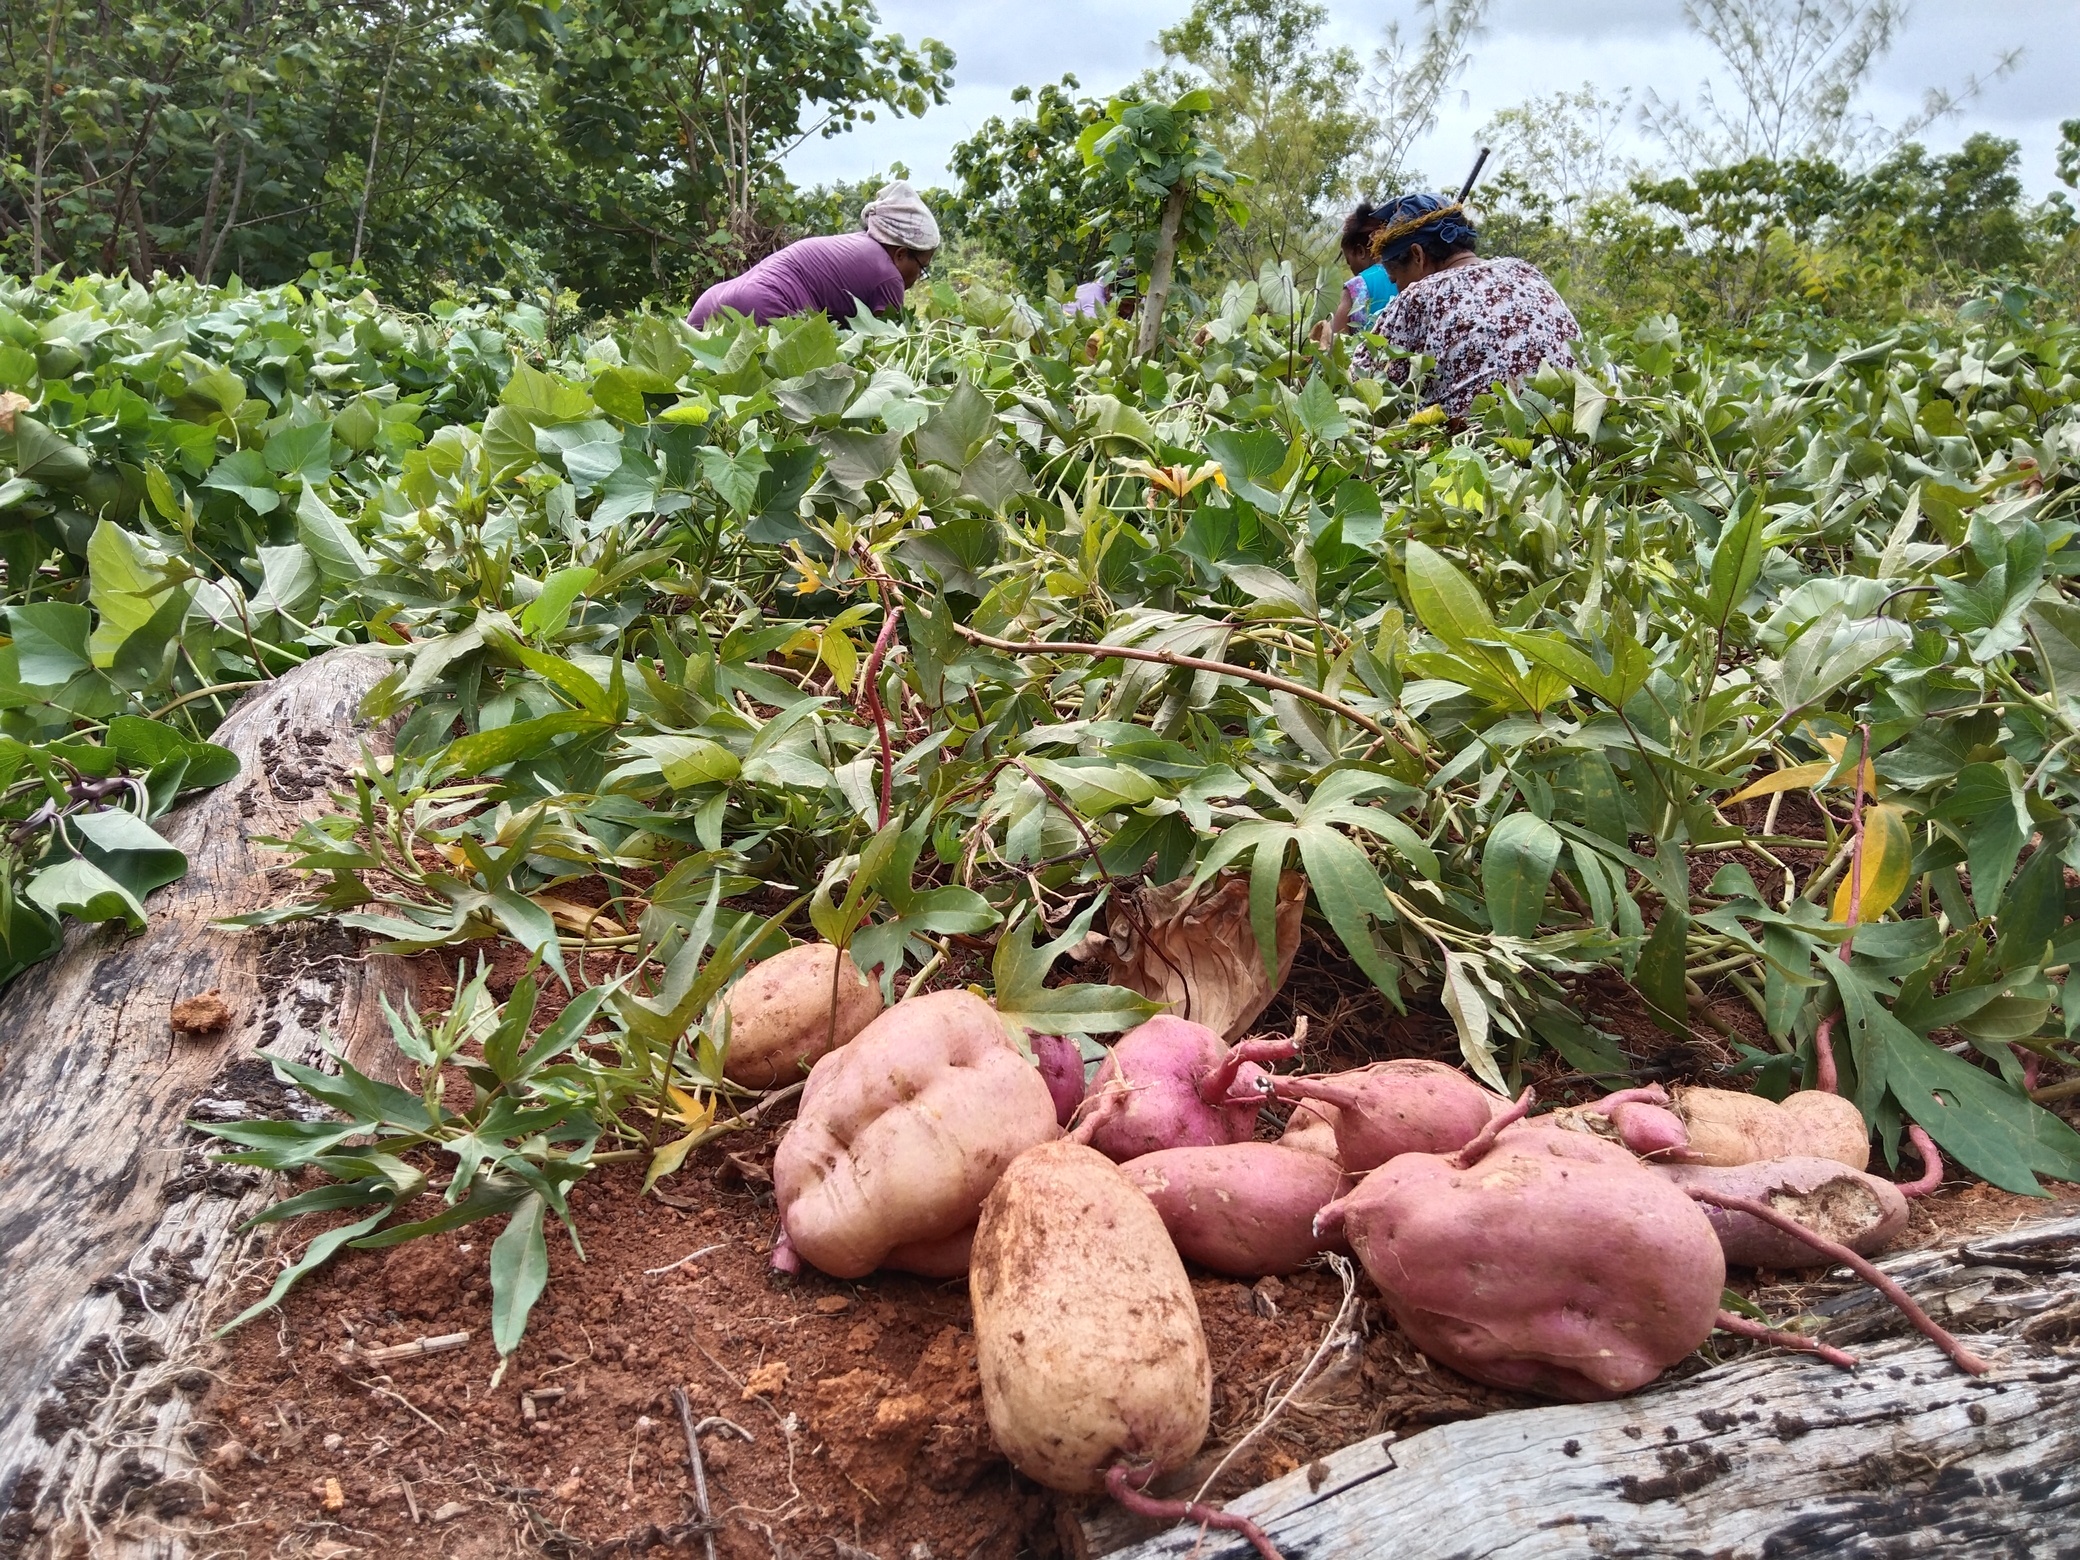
<box><xmin>4</xmin><ymin>266</ymin><xmax>2078</xmax><ymax>1354</ymax></box>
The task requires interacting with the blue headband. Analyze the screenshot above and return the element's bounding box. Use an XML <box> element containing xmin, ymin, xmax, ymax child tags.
<box><xmin>1368</xmin><ymin>193</ymin><xmax>1478</xmax><ymax>262</ymax></box>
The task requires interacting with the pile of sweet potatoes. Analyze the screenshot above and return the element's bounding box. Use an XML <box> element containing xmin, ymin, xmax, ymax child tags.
<box><xmin>718</xmin><ymin>938</ymin><xmax>1962</xmax><ymax>1525</ymax></box>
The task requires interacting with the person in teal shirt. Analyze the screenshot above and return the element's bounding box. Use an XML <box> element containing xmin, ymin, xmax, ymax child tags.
<box><xmin>1312</xmin><ymin>204</ymin><xmax>1398</xmax><ymax>347</ymax></box>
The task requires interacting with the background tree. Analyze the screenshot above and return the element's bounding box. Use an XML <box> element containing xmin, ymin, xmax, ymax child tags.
<box><xmin>1149</xmin><ymin>0</ymin><xmax>1372</xmax><ymax>280</ymax></box>
<box><xmin>0</xmin><ymin>0</ymin><xmax>953</xmax><ymax>309</ymax></box>
<box><xmin>1359</xmin><ymin>0</ymin><xmax>1490</xmax><ymax>193</ymax></box>
<box><xmin>941</xmin><ymin>77</ymin><xmax>1106</xmax><ymax>296</ymax></box>
<box><xmin>513</xmin><ymin>0</ymin><xmax>954</xmax><ymax>308</ymax></box>
<box><xmin>1077</xmin><ymin>88</ymin><xmax>1245</xmax><ymax>355</ymax></box>
<box><xmin>1641</xmin><ymin>0</ymin><xmax>2021</xmax><ymax>171</ymax></box>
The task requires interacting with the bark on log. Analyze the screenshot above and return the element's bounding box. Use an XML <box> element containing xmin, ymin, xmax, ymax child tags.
<box><xmin>1094</xmin><ymin>1213</ymin><xmax>2080</xmax><ymax>1560</ymax></box>
<box><xmin>0</xmin><ymin>649</ymin><xmax>409</xmax><ymax>1559</ymax></box>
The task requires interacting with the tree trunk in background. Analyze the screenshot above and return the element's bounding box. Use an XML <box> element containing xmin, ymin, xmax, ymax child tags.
<box><xmin>1136</xmin><ymin>181</ymin><xmax>1190</xmax><ymax>358</ymax></box>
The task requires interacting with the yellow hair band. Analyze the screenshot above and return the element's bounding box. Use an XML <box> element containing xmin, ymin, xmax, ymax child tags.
<box><xmin>1368</xmin><ymin>202</ymin><xmax>1466</xmax><ymax>259</ymax></box>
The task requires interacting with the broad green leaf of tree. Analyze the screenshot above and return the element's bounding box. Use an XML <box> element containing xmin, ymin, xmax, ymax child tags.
<box><xmin>1440</xmin><ymin>952</ymin><xmax>1508</xmax><ymax>1094</ymax></box>
<box><xmin>264</xmin><ymin>421</ymin><xmax>333</xmax><ymax>485</ymax></box>
<box><xmin>489</xmin><ymin>1192</ymin><xmax>550</xmax><ymax>1361</ymax></box>
<box><xmin>1483</xmin><ymin>812</ymin><xmax>1565</xmax><ymax>938</ymax></box>
<box><xmin>1704</xmin><ymin>498</ymin><xmax>1769</xmax><ymax>629</ymax></box>
<box><xmin>1934</xmin><ymin>762</ymin><xmax>2030</xmax><ymax>916</ymax></box>
<box><xmin>202</xmin><ymin>449</ymin><xmax>279</xmax><ymax>515</ymax></box>
<box><xmin>991</xmin><ymin>901</ymin><xmax>1161</xmax><ymax>1043</ymax></box>
<box><xmin>1635</xmin><ymin>907</ymin><xmax>1690</xmax><ymax>1035</ymax></box>
<box><xmin>6</xmin><ymin>603</ymin><xmax>92</xmax><ymax>687</ymax></box>
<box><xmin>295</xmin><ymin>485</ymin><xmax>372</xmax><ymax>580</ymax></box>
<box><xmin>1405</xmin><ymin>541</ymin><xmax>1568</xmax><ymax>712</ymax></box>
<box><xmin>1191</xmin><ymin>768</ymin><xmax>1429</xmax><ymax>993</ymax></box>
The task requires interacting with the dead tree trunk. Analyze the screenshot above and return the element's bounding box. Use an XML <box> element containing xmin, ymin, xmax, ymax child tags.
<box><xmin>0</xmin><ymin>648</ymin><xmax>410</xmax><ymax>1558</ymax></box>
<box><xmin>1093</xmin><ymin>1213</ymin><xmax>2080</xmax><ymax>1560</ymax></box>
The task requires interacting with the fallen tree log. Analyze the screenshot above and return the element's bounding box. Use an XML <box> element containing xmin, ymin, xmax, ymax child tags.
<box><xmin>0</xmin><ymin>648</ymin><xmax>409</xmax><ymax>1560</ymax></box>
<box><xmin>1092</xmin><ymin>1212</ymin><xmax>2080</xmax><ymax>1560</ymax></box>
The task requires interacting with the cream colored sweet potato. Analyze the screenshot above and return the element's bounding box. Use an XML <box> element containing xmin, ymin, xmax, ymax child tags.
<box><xmin>971</xmin><ymin>1140</ymin><xmax>1211</xmax><ymax>1493</ymax></box>
<box><xmin>1277</xmin><ymin>1099</ymin><xmax>1341</xmax><ymax>1159</ymax></box>
<box><xmin>773</xmin><ymin>990</ymin><xmax>1058</xmax><ymax>1278</ymax></box>
<box><xmin>1121</xmin><ymin>1143</ymin><xmax>1348</xmax><ymax>1276</ymax></box>
<box><xmin>1776</xmin><ymin>1090</ymin><xmax>1871</xmax><ymax>1171</ymax></box>
<box><xmin>1674</xmin><ymin>1087</ymin><xmax>1869</xmax><ymax>1169</ymax></box>
<box><xmin>1658</xmin><ymin>1157</ymin><xmax>1907</xmax><ymax>1267</ymax></box>
<box><xmin>721</xmin><ymin>942</ymin><xmax>883</xmax><ymax>1089</ymax></box>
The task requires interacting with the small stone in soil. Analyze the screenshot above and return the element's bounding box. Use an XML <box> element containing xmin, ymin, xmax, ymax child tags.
<box><xmin>431</xmin><ymin>1501</ymin><xmax>467</xmax><ymax>1523</ymax></box>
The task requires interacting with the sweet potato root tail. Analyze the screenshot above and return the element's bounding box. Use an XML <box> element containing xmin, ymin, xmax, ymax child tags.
<box><xmin>1585</xmin><ymin>1084</ymin><xmax>1671</xmax><ymax>1115</ymax></box>
<box><xmin>1198</xmin><ymin>1032</ymin><xmax>1302</xmax><ymax>1106</ymax></box>
<box><xmin>1105</xmin><ymin>1464</ymin><xmax>1285</xmax><ymax>1560</ymax></box>
<box><xmin>1450</xmin><ymin>1087</ymin><xmax>1535</xmax><ymax>1169</ymax></box>
<box><xmin>1067</xmin><ymin>1082</ymin><xmax>1131</xmax><ymax>1146</ymax></box>
<box><xmin>1713</xmin><ymin>1308</ymin><xmax>1859</xmax><ymax>1370</ymax></box>
<box><xmin>1685</xmin><ymin>1188</ymin><xmax>1987</xmax><ymax>1375</ymax></box>
<box><xmin>1812</xmin><ymin>1012</ymin><xmax>1840</xmax><ymax>1095</ymax></box>
<box><xmin>1897</xmin><ymin>1124</ymin><xmax>1944</xmax><ymax>1198</ymax></box>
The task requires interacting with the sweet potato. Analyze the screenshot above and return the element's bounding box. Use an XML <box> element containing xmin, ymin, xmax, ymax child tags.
<box><xmin>1658</xmin><ymin>1157</ymin><xmax>1908</xmax><ymax>1268</ymax></box>
<box><xmin>721</xmin><ymin>941</ymin><xmax>883</xmax><ymax>1089</ymax></box>
<box><xmin>883</xmin><ymin>1225</ymin><xmax>976</xmax><ymax>1278</ymax></box>
<box><xmin>1776</xmin><ymin>1090</ymin><xmax>1872</xmax><ymax>1171</ymax></box>
<box><xmin>773</xmin><ymin>990</ymin><xmax>1059</xmax><ymax>1278</ymax></box>
<box><xmin>1121</xmin><ymin>1143</ymin><xmax>1348</xmax><ymax>1277</ymax></box>
<box><xmin>1675</xmin><ymin>1086</ymin><xmax>1869</xmax><ymax>1170</ymax></box>
<box><xmin>1083</xmin><ymin>1015</ymin><xmax>1296</xmax><ymax>1161</ymax></box>
<box><xmin>971</xmin><ymin>1140</ymin><xmax>1211</xmax><ymax>1494</ymax></box>
<box><xmin>1031</xmin><ymin>1033</ymin><xmax>1087</xmax><ymax>1128</ymax></box>
<box><xmin>1265</xmin><ymin>1060</ymin><xmax>1503</xmax><ymax>1171</ymax></box>
<box><xmin>1277</xmin><ymin>1100</ymin><xmax>1340</xmax><ymax>1159</ymax></box>
<box><xmin>1317</xmin><ymin>1124</ymin><xmax>1725</xmax><ymax>1400</ymax></box>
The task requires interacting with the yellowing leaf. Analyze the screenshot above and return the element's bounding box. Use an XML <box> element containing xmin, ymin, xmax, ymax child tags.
<box><xmin>529</xmin><ymin>893</ymin><xmax>627</xmax><ymax>940</ymax></box>
<box><xmin>1726</xmin><ymin>761</ymin><xmax>1834</xmax><ymax>803</ymax></box>
<box><xmin>1726</xmin><ymin>736</ymin><xmax>1875</xmax><ymax>804</ymax></box>
<box><xmin>820</xmin><ymin>625</ymin><xmax>859</xmax><ymax>694</ymax></box>
<box><xmin>659</xmin><ymin>1083</ymin><xmax>715</xmax><ymax>1133</ymax></box>
<box><xmin>1832</xmin><ymin>802</ymin><xmax>1913</xmax><ymax>924</ymax></box>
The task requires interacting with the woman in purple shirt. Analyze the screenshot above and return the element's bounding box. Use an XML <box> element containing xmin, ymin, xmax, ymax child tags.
<box><xmin>687</xmin><ymin>179</ymin><xmax>939</xmax><ymax>328</ymax></box>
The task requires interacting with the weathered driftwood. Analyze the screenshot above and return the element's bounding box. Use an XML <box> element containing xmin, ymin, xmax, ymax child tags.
<box><xmin>1094</xmin><ymin>1213</ymin><xmax>2080</xmax><ymax>1560</ymax></box>
<box><xmin>0</xmin><ymin>648</ymin><xmax>409</xmax><ymax>1559</ymax></box>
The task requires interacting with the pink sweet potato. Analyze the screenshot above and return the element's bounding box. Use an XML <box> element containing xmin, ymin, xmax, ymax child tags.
<box><xmin>1083</xmin><ymin>1016</ymin><xmax>1296</xmax><ymax>1161</ymax></box>
<box><xmin>1031</xmin><ymin>1033</ymin><xmax>1087</xmax><ymax>1128</ymax></box>
<box><xmin>883</xmin><ymin>1225</ymin><xmax>977</xmax><ymax>1278</ymax></box>
<box><xmin>773</xmin><ymin>990</ymin><xmax>1059</xmax><ymax>1278</ymax></box>
<box><xmin>1657</xmin><ymin>1157</ymin><xmax>1908</xmax><ymax>1268</ymax></box>
<box><xmin>1121</xmin><ymin>1143</ymin><xmax>1349</xmax><ymax>1277</ymax></box>
<box><xmin>1317</xmin><ymin>1124</ymin><xmax>1725</xmax><ymax>1400</ymax></box>
<box><xmin>1265</xmin><ymin>1060</ymin><xmax>1503</xmax><ymax>1171</ymax></box>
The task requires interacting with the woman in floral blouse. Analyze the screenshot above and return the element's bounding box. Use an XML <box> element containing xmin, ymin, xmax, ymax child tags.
<box><xmin>1353</xmin><ymin>191</ymin><xmax>1581</xmax><ymax>419</ymax></box>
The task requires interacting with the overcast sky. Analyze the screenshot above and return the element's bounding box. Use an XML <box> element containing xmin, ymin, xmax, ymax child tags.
<box><xmin>783</xmin><ymin>0</ymin><xmax>2079</xmax><ymax>200</ymax></box>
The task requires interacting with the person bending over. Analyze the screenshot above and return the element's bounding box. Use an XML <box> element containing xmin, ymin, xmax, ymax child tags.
<box><xmin>687</xmin><ymin>179</ymin><xmax>938</xmax><ymax>329</ymax></box>
<box><xmin>1357</xmin><ymin>192</ymin><xmax>1580</xmax><ymax>419</ymax></box>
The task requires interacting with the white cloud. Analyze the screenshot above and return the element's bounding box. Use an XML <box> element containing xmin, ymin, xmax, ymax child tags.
<box><xmin>785</xmin><ymin>0</ymin><xmax>2078</xmax><ymax>196</ymax></box>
